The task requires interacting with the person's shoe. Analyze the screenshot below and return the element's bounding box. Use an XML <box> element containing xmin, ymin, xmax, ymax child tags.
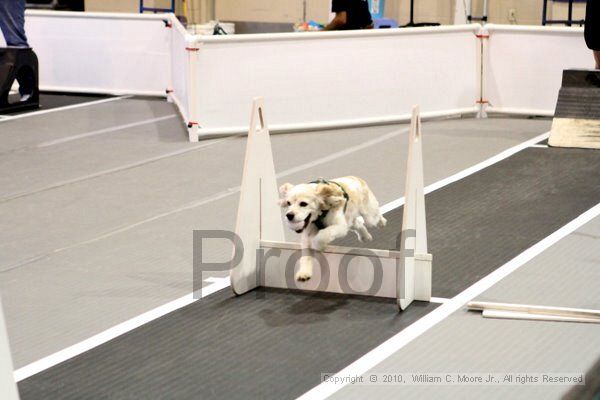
<box><xmin>20</xmin><ymin>94</ymin><xmax>31</xmax><ymax>102</ymax></box>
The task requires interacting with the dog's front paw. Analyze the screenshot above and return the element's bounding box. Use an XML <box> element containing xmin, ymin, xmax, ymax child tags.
<box><xmin>295</xmin><ymin>269</ymin><xmax>312</xmax><ymax>281</ymax></box>
<box><xmin>359</xmin><ymin>231</ymin><xmax>373</xmax><ymax>242</ymax></box>
<box><xmin>378</xmin><ymin>217</ymin><xmax>387</xmax><ymax>228</ymax></box>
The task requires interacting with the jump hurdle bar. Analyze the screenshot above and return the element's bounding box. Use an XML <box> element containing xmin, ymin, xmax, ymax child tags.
<box><xmin>229</xmin><ymin>97</ymin><xmax>432</xmax><ymax>311</ymax></box>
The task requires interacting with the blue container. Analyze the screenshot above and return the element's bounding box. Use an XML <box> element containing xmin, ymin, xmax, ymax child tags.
<box><xmin>368</xmin><ymin>0</ymin><xmax>385</xmax><ymax>19</ymax></box>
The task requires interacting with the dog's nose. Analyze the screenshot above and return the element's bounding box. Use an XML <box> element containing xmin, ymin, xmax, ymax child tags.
<box><xmin>286</xmin><ymin>212</ymin><xmax>294</xmax><ymax>221</ymax></box>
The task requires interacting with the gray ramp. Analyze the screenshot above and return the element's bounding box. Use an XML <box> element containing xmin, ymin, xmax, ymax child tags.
<box><xmin>549</xmin><ymin>70</ymin><xmax>600</xmax><ymax>149</ymax></box>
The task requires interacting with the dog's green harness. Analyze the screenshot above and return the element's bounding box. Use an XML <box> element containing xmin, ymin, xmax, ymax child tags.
<box><xmin>309</xmin><ymin>179</ymin><xmax>350</xmax><ymax>230</ymax></box>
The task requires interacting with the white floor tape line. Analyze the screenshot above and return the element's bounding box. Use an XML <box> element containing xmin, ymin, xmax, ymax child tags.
<box><xmin>10</xmin><ymin>129</ymin><xmax>550</xmax><ymax>380</ymax></box>
<box><xmin>0</xmin><ymin>96</ymin><xmax>131</xmax><ymax>122</ymax></box>
<box><xmin>13</xmin><ymin>277</ymin><xmax>230</xmax><ymax>382</ymax></box>
<box><xmin>297</xmin><ymin>201</ymin><xmax>600</xmax><ymax>400</ymax></box>
<box><xmin>37</xmin><ymin>114</ymin><xmax>179</xmax><ymax>147</ymax></box>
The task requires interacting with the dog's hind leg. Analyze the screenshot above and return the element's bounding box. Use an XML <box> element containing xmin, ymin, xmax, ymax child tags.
<box><xmin>352</xmin><ymin>216</ymin><xmax>372</xmax><ymax>242</ymax></box>
<box><xmin>362</xmin><ymin>189</ymin><xmax>387</xmax><ymax>228</ymax></box>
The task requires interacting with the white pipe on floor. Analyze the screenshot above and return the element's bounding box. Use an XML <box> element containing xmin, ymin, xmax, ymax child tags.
<box><xmin>468</xmin><ymin>301</ymin><xmax>600</xmax><ymax>319</ymax></box>
<box><xmin>482</xmin><ymin>310</ymin><xmax>600</xmax><ymax>324</ymax></box>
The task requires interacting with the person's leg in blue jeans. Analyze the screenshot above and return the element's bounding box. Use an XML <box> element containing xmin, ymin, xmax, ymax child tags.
<box><xmin>0</xmin><ymin>0</ymin><xmax>34</xmax><ymax>97</ymax></box>
<box><xmin>0</xmin><ymin>0</ymin><xmax>28</xmax><ymax>48</ymax></box>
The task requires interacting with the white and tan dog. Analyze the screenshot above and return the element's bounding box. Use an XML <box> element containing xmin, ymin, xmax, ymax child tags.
<box><xmin>279</xmin><ymin>176</ymin><xmax>386</xmax><ymax>281</ymax></box>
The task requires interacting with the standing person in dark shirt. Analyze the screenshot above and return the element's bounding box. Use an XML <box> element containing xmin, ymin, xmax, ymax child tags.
<box><xmin>585</xmin><ymin>0</ymin><xmax>599</xmax><ymax>69</ymax></box>
<box><xmin>324</xmin><ymin>0</ymin><xmax>373</xmax><ymax>31</ymax></box>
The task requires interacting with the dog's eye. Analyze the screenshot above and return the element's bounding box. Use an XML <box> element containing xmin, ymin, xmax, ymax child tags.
<box><xmin>287</xmin><ymin>201</ymin><xmax>291</xmax><ymax>206</ymax></box>
<box><xmin>299</xmin><ymin>202</ymin><xmax>308</xmax><ymax>207</ymax></box>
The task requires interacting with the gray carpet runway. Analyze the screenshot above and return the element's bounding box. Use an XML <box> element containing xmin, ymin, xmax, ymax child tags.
<box><xmin>19</xmin><ymin>290</ymin><xmax>437</xmax><ymax>400</ymax></box>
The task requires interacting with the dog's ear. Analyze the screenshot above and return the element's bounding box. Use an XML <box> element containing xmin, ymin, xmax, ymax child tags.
<box><xmin>279</xmin><ymin>183</ymin><xmax>293</xmax><ymax>197</ymax></box>
<box><xmin>278</xmin><ymin>183</ymin><xmax>293</xmax><ymax>207</ymax></box>
<box><xmin>316</xmin><ymin>184</ymin><xmax>345</xmax><ymax>209</ymax></box>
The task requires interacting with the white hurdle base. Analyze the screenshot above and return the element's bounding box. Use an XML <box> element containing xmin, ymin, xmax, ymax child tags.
<box><xmin>260</xmin><ymin>240</ymin><xmax>401</xmax><ymax>298</ymax></box>
<box><xmin>230</xmin><ymin>98</ymin><xmax>432</xmax><ymax>311</ymax></box>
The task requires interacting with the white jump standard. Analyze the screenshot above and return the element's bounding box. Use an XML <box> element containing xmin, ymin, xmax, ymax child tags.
<box><xmin>0</xmin><ymin>294</ymin><xmax>20</xmax><ymax>400</ymax></box>
<box><xmin>230</xmin><ymin>98</ymin><xmax>432</xmax><ymax>311</ymax></box>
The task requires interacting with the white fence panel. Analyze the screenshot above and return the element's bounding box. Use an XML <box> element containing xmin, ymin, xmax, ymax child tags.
<box><xmin>484</xmin><ymin>25</ymin><xmax>591</xmax><ymax>116</ymax></box>
<box><xmin>190</xmin><ymin>25</ymin><xmax>481</xmax><ymax>135</ymax></box>
<box><xmin>25</xmin><ymin>10</ymin><xmax>171</xmax><ymax>96</ymax></box>
<box><xmin>169</xmin><ymin>19</ymin><xmax>191</xmax><ymax>125</ymax></box>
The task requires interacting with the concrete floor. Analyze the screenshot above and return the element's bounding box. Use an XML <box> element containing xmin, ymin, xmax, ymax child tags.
<box><xmin>4</xmin><ymin>96</ymin><xmax>596</xmax><ymax>400</ymax></box>
<box><xmin>0</xmin><ymin>97</ymin><xmax>550</xmax><ymax>368</ymax></box>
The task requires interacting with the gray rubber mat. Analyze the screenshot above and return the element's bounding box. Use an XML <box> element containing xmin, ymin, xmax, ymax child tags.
<box><xmin>337</xmin><ymin>147</ymin><xmax>600</xmax><ymax>298</ymax></box>
<box><xmin>18</xmin><ymin>289</ymin><xmax>438</xmax><ymax>400</ymax></box>
<box><xmin>1</xmin><ymin>92</ymin><xmax>111</xmax><ymax>116</ymax></box>
<box><xmin>17</xmin><ymin>147</ymin><xmax>600</xmax><ymax>399</ymax></box>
